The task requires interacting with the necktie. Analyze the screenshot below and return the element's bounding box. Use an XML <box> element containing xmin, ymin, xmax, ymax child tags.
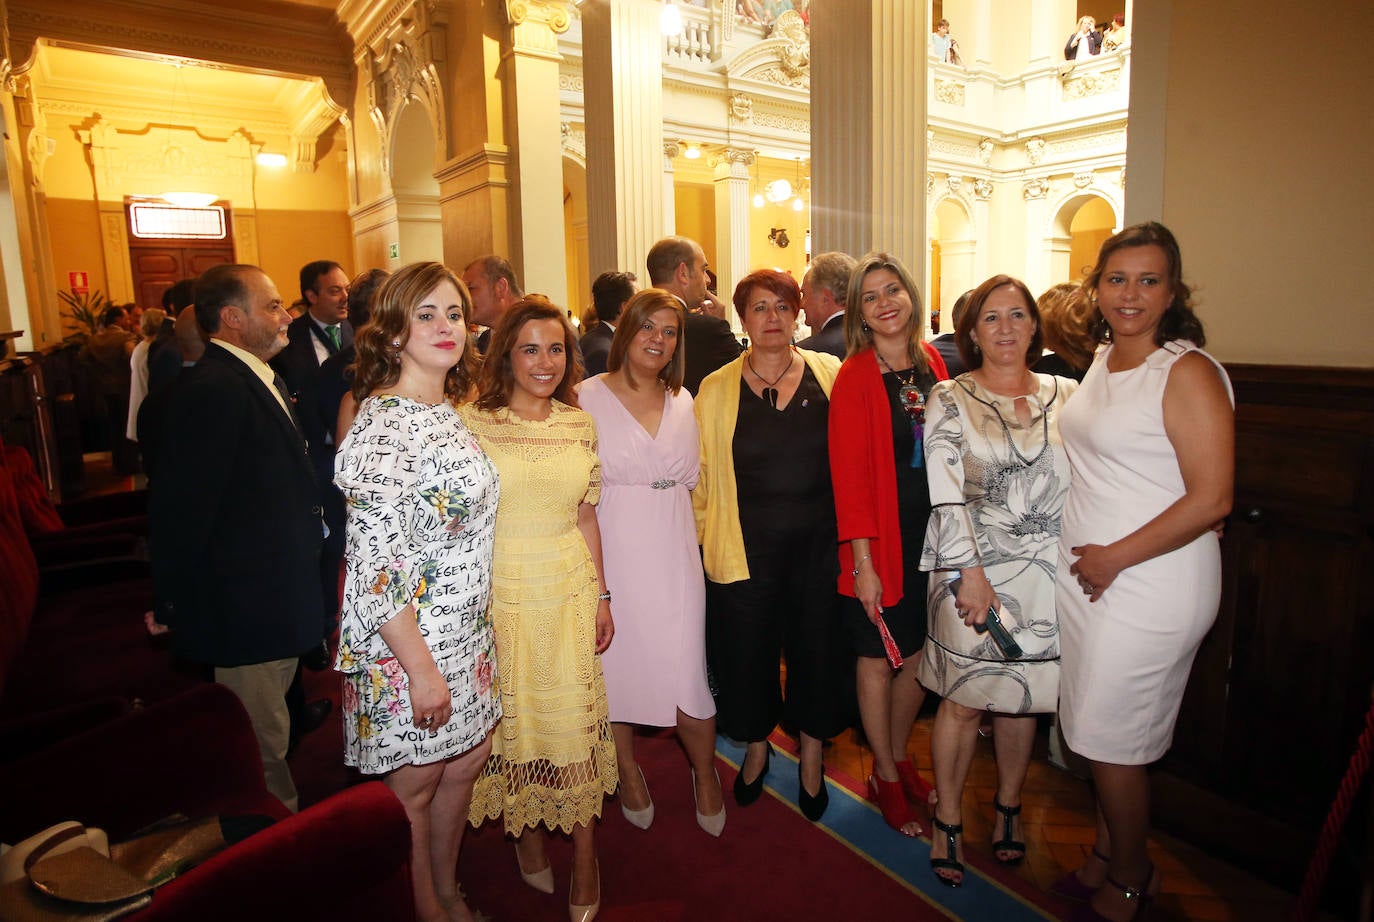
<box><xmin>325</xmin><ymin>324</ymin><xmax>341</xmax><ymax>350</ymax></box>
<box><xmin>271</xmin><ymin>373</ymin><xmax>300</xmax><ymax>429</ymax></box>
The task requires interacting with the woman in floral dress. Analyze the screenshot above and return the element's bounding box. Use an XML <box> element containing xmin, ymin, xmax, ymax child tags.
<box><xmin>335</xmin><ymin>261</ymin><xmax>501</xmax><ymax>922</ymax></box>
<box><xmin>464</xmin><ymin>298</ymin><xmax>616</xmax><ymax>922</ymax></box>
<box><xmin>917</xmin><ymin>274</ymin><xmax>1076</xmax><ymax>887</ymax></box>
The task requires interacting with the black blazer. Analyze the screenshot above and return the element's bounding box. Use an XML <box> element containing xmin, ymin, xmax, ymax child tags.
<box><xmin>580</xmin><ymin>323</ymin><xmax>615</xmax><ymax>379</ymax></box>
<box><xmin>272</xmin><ymin>313</ymin><xmax>353</xmax><ymax>397</ymax></box>
<box><xmin>796</xmin><ymin>314</ymin><xmax>846</xmax><ymax>360</ymax></box>
<box><xmin>1065</xmin><ymin>29</ymin><xmax>1102</xmax><ymax>59</ymax></box>
<box><xmin>930</xmin><ymin>333</ymin><xmax>968</xmax><ymax>377</ymax></box>
<box><xmin>683</xmin><ymin>312</ymin><xmax>742</xmax><ymax>396</ymax></box>
<box><xmin>146</xmin><ymin>319</ymin><xmax>182</xmax><ymax>393</ymax></box>
<box><xmin>149</xmin><ymin>344</ymin><xmax>325</xmax><ymax>667</ymax></box>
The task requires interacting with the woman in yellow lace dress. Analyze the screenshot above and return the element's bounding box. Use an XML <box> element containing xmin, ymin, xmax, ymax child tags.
<box><xmin>464</xmin><ymin>297</ymin><xmax>616</xmax><ymax>922</ymax></box>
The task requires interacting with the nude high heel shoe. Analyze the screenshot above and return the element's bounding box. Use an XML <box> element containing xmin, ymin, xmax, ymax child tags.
<box><xmin>619</xmin><ymin>765</ymin><xmax>654</xmax><ymax>830</ymax></box>
<box><xmin>568</xmin><ymin>860</ymin><xmax>600</xmax><ymax>922</ymax></box>
<box><xmin>515</xmin><ymin>843</ymin><xmax>554</xmax><ymax>894</ymax></box>
<box><xmin>693</xmin><ymin>768</ymin><xmax>726</xmax><ymax>837</ymax></box>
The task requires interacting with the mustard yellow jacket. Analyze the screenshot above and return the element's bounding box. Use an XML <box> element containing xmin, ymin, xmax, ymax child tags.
<box><xmin>692</xmin><ymin>348</ymin><xmax>841</xmax><ymax>584</ymax></box>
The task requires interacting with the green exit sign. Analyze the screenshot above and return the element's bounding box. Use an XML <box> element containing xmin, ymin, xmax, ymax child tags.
<box><xmin>389</xmin><ymin>242</ymin><xmax>400</xmax><ymax>259</ymax></box>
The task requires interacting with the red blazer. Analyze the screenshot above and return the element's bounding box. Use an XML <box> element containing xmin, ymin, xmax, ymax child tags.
<box><xmin>829</xmin><ymin>343</ymin><xmax>949</xmax><ymax>606</ymax></box>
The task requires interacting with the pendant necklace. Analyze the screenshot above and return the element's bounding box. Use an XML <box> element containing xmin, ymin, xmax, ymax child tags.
<box><xmin>875</xmin><ymin>347</ymin><xmax>926</xmax><ymax>468</ymax></box>
<box><xmin>747</xmin><ymin>348</ymin><xmax>794</xmax><ymax>410</ymax></box>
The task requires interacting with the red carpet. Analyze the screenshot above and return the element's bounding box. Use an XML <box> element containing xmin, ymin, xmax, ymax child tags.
<box><xmin>457</xmin><ymin>731</ymin><xmax>946</xmax><ymax>921</ymax></box>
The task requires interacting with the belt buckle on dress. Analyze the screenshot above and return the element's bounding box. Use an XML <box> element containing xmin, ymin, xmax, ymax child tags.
<box><xmin>649</xmin><ymin>479</ymin><xmax>677</xmax><ymax>490</ymax></box>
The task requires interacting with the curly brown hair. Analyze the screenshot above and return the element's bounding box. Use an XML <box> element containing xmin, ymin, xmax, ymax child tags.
<box><xmin>473</xmin><ymin>297</ymin><xmax>583</xmax><ymax>410</ymax></box>
<box><xmin>1036</xmin><ymin>282</ymin><xmax>1095</xmax><ymax>371</ymax></box>
<box><xmin>351</xmin><ymin>262</ymin><xmax>478</xmax><ymax>404</ymax></box>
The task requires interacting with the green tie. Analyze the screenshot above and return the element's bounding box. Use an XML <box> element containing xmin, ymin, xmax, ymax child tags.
<box><xmin>326</xmin><ymin>324</ymin><xmax>341</xmax><ymax>350</ymax></box>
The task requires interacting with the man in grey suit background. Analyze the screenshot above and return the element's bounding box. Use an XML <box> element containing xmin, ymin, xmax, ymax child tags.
<box><xmin>797</xmin><ymin>251</ymin><xmax>856</xmax><ymax>359</ymax></box>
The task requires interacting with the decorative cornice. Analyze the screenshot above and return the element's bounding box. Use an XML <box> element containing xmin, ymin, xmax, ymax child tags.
<box><xmin>6</xmin><ymin>0</ymin><xmax>354</xmax><ymax>110</ymax></box>
<box><xmin>933</xmin><ymin>78</ymin><xmax>965</xmax><ymax>106</ymax></box>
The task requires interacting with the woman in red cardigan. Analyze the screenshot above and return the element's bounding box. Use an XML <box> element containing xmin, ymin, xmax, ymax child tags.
<box><xmin>828</xmin><ymin>252</ymin><xmax>949</xmax><ymax>837</ymax></box>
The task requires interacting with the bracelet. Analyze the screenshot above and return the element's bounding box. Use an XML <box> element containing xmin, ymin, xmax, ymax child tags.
<box><xmin>598</xmin><ymin>591</ymin><xmax>612</xmax><ymax>602</ymax></box>
<box><xmin>851</xmin><ymin>554</ymin><xmax>871</xmax><ymax>577</ymax></box>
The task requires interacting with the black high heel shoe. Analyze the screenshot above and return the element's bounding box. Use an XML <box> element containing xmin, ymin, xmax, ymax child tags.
<box><xmin>929</xmin><ymin>816</ymin><xmax>964</xmax><ymax>888</ymax></box>
<box><xmin>992</xmin><ymin>798</ymin><xmax>1026</xmax><ymax>865</ymax></box>
<box><xmin>1070</xmin><ymin>864</ymin><xmax>1157</xmax><ymax>922</ymax></box>
<box><xmin>733</xmin><ymin>742</ymin><xmax>771</xmax><ymax>807</ymax></box>
<box><xmin>797</xmin><ymin>761</ymin><xmax>828</xmax><ymax>822</ymax></box>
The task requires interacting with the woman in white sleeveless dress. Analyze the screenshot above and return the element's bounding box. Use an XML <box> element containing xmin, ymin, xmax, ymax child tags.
<box><xmin>1053</xmin><ymin>223</ymin><xmax>1235</xmax><ymax>922</ymax></box>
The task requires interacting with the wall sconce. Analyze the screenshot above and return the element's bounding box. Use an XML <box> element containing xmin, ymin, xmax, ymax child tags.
<box><xmin>683</xmin><ymin>143</ymin><xmax>701</xmax><ymax>160</ymax></box>
<box><xmin>768</xmin><ymin>227</ymin><xmax>790</xmax><ymax>248</ymax></box>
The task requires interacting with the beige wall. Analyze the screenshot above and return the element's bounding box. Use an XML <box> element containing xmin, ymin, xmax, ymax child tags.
<box><xmin>1143</xmin><ymin>0</ymin><xmax>1373</xmax><ymax>367</ymax></box>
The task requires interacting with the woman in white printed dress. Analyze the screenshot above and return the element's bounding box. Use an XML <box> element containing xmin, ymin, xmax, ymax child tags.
<box><xmin>335</xmin><ymin>261</ymin><xmax>500</xmax><ymax>922</ymax></box>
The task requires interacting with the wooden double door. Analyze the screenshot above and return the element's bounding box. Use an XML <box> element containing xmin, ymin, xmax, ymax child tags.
<box><xmin>125</xmin><ymin>202</ymin><xmax>235</xmax><ymax>309</ymax></box>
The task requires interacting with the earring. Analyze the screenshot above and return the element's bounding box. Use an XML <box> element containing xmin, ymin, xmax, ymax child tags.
<box><xmin>972</xmin><ymin>341</ymin><xmax>981</xmax><ymax>353</ymax></box>
<box><xmin>392</xmin><ymin>340</ymin><xmax>401</xmax><ymax>347</ymax></box>
<box><xmin>861</xmin><ymin>321</ymin><xmax>871</xmax><ymax>333</ymax></box>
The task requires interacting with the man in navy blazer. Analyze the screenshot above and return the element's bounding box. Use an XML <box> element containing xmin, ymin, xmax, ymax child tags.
<box><xmin>581</xmin><ymin>270</ymin><xmax>638</xmax><ymax>378</ymax></box>
<box><xmin>646</xmin><ymin>236</ymin><xmax>741</xmax><ymax>395</ymax></box>
<box><xmin>149</xmin><ymin>263</ymin><xmax>325</xmax><ymax>811</ymax></box>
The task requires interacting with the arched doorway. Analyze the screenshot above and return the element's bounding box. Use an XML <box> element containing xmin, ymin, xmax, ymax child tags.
<box><xmin>1047</xmin><ymin>192</ymin><xmax>1119</xmax><ymax>287</ymax></box>
<box><xmin>389</xmin><ymin>100</ymin><xmax>442</xmax><ymax>265</ymax></box>
<box><xmin>930</xmin><ymin>196</ymin><xmax>975</xmax><ymax>334</ymax></box>
<box><xmin>563</xmin><ymin>155</ymin><xmax>589</xmax><ymax>327</ymax></box>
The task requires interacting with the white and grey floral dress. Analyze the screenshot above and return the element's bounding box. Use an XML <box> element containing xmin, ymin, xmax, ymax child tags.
<box><xmin>917</xmin><ymin>373</ymin><xmax>1077</xmax><ymax>714</ymax></box>
<box><xmin>334</xmin><ymin>395</ymin><xmax>502</xmax><ymax>773</ymax></box>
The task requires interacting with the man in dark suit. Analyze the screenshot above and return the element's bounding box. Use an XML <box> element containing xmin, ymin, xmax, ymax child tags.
<box><xmin>646</xmin><ymin>236</ymin><xmax>741</xmax><ymax>395</ymax></box>
<box><xmin>148</xmin><ymin>263</ymin><xmax>325</xmax><ymax>811</ymax></box>
<box><xmin>797</xmin><ymin>251</ymin><xmax>856</xmax><ymax>360</ymax></box>
<box><xmin>930</xmin><ymin>288</ymin><xmax>973</xmax><ymax>377</ymax></box>
<box><xmin>272</xmin><ymin>260</ymin><xmax>351</xmax><ymax>401</ymax></box>
<box><xmin>581</xmin><ymin>270</ymin><xmax>638</xmax><ymax>378</ymax></box>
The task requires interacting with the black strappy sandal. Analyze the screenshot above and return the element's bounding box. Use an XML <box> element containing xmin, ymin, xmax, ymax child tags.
<box><xmin>929</xmin><ymin>816</ymin><xmax>964</xmax><ymax>888</ymax></box>
<box><xmin>1071</xmin><ymin>865</ymin><xmax>1156</xmax><ymax>922</ymax></box>
<box><xmin>992</xmin><ymin>798</ymin><xmax>1026</xmax><ymax>866</ymax></box>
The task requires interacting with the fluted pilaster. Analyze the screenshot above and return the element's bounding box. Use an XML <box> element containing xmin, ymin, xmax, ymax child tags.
<box><xmin>503</xmin><ymin>0</ymin><xmax>573</xmax><ymax>305</ymax></box>
<box><xmin>583</xmin><ymin>0</ymin><xmax>665</xmax><ymax>277</ymax></box>
<box><xmin>810</xmin><ymin>1</ymin><xmax>928</xmax><ymax>282</ymax></box>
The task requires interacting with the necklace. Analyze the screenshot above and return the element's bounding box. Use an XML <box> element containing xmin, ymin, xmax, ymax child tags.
<box><xmin>874</xmin><ymin>347</ymin><xmax>926</xmax><ymax>424</ymax></box>
<box><xmin>746</xmin><ymin>348</ymin><xmax>794</xmax><ymax>410</ymax></box>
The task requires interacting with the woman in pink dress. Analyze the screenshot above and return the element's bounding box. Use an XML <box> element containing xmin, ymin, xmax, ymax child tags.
<box><xmin>579</xmin><ymin>289</ymin><xmax>726</xmax><ymax>837</ymax></box>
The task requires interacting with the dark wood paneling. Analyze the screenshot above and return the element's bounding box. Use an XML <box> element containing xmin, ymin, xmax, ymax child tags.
<box><xmin>1160</xmin><ymin>362</ymin><xmax>1374</xmax><ymax>887</ymax></box>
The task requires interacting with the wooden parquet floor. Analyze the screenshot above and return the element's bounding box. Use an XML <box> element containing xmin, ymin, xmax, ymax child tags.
<box><xmin>822</xmin><ymin>715</ymin><xmax>1298</xmax><ymax>921</ymax></box>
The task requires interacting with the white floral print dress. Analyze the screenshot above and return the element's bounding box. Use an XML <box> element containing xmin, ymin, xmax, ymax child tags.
<box><xmin>916</xmin><ymin>373</ymin><xmax>1077</xmax><ymax>714</ymax></box>
<box><xmin>334</xmin><ymin>396</ymin><xmax>502</xmax><ymax>773</ymax></box>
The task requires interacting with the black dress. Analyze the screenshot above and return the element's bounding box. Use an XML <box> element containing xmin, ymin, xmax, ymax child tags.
<box><xmin>705</xmin><ymin>364</ymin><xmax>856</xmax><ymax>742</ymax></box>
<box><xmin>840</xmin><ymin>366</ymin><xmax>939</xmax><ymax>659</ymax></box>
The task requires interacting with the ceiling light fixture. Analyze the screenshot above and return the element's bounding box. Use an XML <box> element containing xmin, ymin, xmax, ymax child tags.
<box><xmin>683</xmin><ymin>143</ymin><xmax>701</xmax><ymax>160</ymax></box>
<box><xmin>256</xmin><ymin>152</ymin><xmax>288</xmax><ymax>168</ymax></box>
<box><xmin>660</xmin><ymin>0</ymin><xmax>684</xmax><ymax>37</ymax></box>
<box><xmin>160</xmin><ymin>61</ymin><xmax>219</xmax><ymax>210</ymax></box>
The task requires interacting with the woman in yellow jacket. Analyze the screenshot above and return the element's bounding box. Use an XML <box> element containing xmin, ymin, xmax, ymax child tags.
<box><xmin>693</xmin><ymin>269</ymin><xmax>855</xmax><ymax>823</ymax></box>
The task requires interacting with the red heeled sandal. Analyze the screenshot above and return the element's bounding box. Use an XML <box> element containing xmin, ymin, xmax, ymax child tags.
<box><xmin>868</xmin><ymin>774</ymin><xmax>922</xmax><ymax>836</ymax></box>
<box><xmin>894</xmin><ymin>758</ymin><xmax>936</xmax><ymax>806</ymax></box>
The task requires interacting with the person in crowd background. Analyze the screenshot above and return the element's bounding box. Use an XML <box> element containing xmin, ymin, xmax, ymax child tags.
<box><xmin>829</xmin><ymin>252</ymin><xmax>949</xmax><ymax>838</ymax></box>
<box><xmin>334</xmin><ymin>261</ymin><xmax>499</xmax><ymax>922</ymax></box>
<box><xmin>580</xmin><ymin>288</ymin><xmax>726</xmax><ymax>837</ymax></box>
<box><xmin>1102</xmin><ymin>13</ymin><xmax>1129</xmax><ymax>52</ymax></box>
<box><xmin>797</xmin><ymin>251</ymin><xmax>855</xmax><ymax>360</ymax></box>
<box><xmin>1033</xmin><ymin>282</ymin><xmax>1095</xmax><ymax>381</ymax></box>
<box><xmin>1066</xmin><ymin>15</ymin><xmax>1102</xmax><ymax>59</ymax></box>
<box><xmin>464</xmin><ymin>299</ymin><xmax>616</xmax><ymax>922</ymax></box>
<box><xmin>929</xmin><ymin>289</ymin><xmax>973</xmax><ymax>378</ymax></box>
<box><xmin>324</xmin><ymin>267</ymin><xmax>392</xmax><ymax>443</ymax></box>
<box><xmin>1054</xmin><ymin>223</ymin><xmax>1234</xmax><ymax>921</ymax></box>
<box><xmin>463</xmin><ymin>255</ymin><xmax>523</xmax><ymax>354</ymax></box>
<box><xmin>931</xmin><ymin>18</ymin><xmax>961</xmax><ymax>64</ymax></box>
<box><xmin>581</xmin><ymin>271</ymin><xmax>638</xmax><ymax>379</ymax></box>
<box><xmin>918</xmin><ymin>275</ymin><xmax>1077</xmax><ymax>887</ymax></box>
<box><xmin>125</xmin><ymin>307</ymin><xmax>165</xmax><ymax>443</ymax></box>
<box><xmin>645</xmin><ymin>236</ymin><xmax>741</xmax><ymax>396</ymax></box>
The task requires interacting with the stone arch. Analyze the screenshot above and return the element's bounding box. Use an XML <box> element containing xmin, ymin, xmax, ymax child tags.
<box><xmin>929</xmin><ymin>191</ymin><xmax>977</xmax><ymax>331</ymax></box>
<box><xmin>563</xmin><ymin>154</ymin><xmax>589</xmax><ymax>323</ymax></box>
<box><xmin>386</xmin><ymin>97</ymin><xmax>443</xmax><ymax>264</ymax></box>
<box><xmin>1047</xmin><ymin>186</ymin><xmax>1121</xmax><ymax>284</ymax></box>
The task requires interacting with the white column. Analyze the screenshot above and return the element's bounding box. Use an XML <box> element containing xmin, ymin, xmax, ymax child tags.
<box><xmin>810</xmin><ymin>2</ymin><xmax>928</xmax><ymax>282</ymax></box>
<box><xmin>662</xmin><ymin>141</ymin><xmax>679</xmax><ymax>235</ymax></box>
<box><xmin>505</xmin><ymin>2</ymin><xmax>572</xmax><ymax>306</ymax></box>
<box><xmin>712</xmin><ymin>147</ymin><xmax>753</xmax><ymax>330</ymax></box>
<box><xmin>582</xmin><ymin>0</ymin><xmax>665</xmax><ymax>277</ymax></box>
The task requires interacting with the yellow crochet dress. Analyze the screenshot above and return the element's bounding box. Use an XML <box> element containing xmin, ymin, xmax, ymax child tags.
<box><xmin>463</xmin><ymin>400</ymin><xmax>618</xmax><ymax>834</ymax></box>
